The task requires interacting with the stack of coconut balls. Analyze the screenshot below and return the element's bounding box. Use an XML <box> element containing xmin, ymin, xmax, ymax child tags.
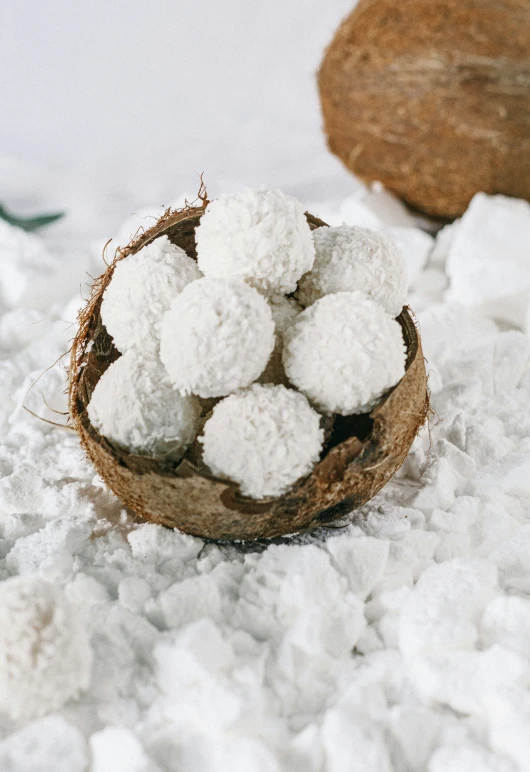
<box><xmin>88</xmin><ymin>188</ymin><xmax>407</xmax><ymax>500</ymax></box>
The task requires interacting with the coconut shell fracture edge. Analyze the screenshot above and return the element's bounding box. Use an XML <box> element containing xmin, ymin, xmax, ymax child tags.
<box><xmin>69</xmin><ymin>207</ymin><xmax>428</xmax><ymax>541</ymax></box>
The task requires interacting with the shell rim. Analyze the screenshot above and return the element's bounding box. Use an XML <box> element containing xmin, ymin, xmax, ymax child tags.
<box><xmin>69</xmin><ymin>205</ymin><xmax>426</xmax><ymax>515</ymax></box>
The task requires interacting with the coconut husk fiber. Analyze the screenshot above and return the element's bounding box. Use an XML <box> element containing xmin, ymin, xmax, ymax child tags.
<box><xmin>319</xmin><ymin>0</ymin><xmax>530</xmax><ymax>219</ymax></box>
<box><xmin>69</xmin><ymin>205</ymin><xmax>429</xmax><ymax>542</ymax></box>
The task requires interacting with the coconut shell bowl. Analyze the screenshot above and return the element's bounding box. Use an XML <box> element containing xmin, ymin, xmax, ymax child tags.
<box><xmin>69</xmin><ymin>205</ymin><xmax>428</xmax><ymax>542</ymax></box>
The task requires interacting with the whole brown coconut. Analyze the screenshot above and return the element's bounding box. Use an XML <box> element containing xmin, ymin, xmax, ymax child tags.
<box><xmin>69</xmin><ymin>204</ymin><xmax>428</xmax><ymax>542</ymax></box>
<box><xmin>319</xmin><ymin>0</ymin><xmax>530</xmax><ymax>219</ymax></box>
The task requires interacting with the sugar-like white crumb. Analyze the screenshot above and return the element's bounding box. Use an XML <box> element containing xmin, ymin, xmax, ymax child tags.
<box><xmin>399</xmin><ymin>558</ymin><xmax>498</xmax><ymax>657</ymax></box>
<box><xmin>297</xmin><ymin>224</ymin><xmax>407</xmax><ymax>316</ymax></box>
<box><xmin>0</xmin><ymin>577</ymin><xmax>92</xmax><ymax>720</ymax></box>
<box><xmin>283</xmin><ymin>291</ymin><xmax>406</xmax><ymax>415</ymax></box>
<box><xmin>386</xmin><ymin>706</ymin><xmax>441</xmax><ymax>771</ymax></box>
<box><xmin>340</xmin><ymin>181</ymin><xmax>418</xmax><ymax>228</ymax></box>
<box><xmin>409</xmin><ymin>645</ymin><xmax>525</xmax><ymax>715</ymax></box>
<box><xmin>429</xmin><ymin>741</ymin><xmax>519</xmax><ymax>772</ymax></box>
<box><xmin>101</xmin><ymin>235</ymin><xmax>202</xmax><ymax>354</ymax></box>
<box><xmin>321</xmin><ymin>708</ymin><xmax>393</xmax><ymax>772</ymax></box>
<box><xmin>0</xmin><ymin>219</ymin><xmax>59</xmax><ymax>310</ymax></box>
<box><xmin>236</xmin><ymin>544</ymin><xmax>366</xmax><ymax>668</ymax></box>
<box><xmin>486</xmin><ymin>687</ymin><xmax>530</xmax><ymax>770</ymax></box>
<box><xmin>196</xmin><ymin>187</ymin><xmax>315</xmax><ymax>295</ymax></box>
<box><xmin>480</xmin><ymin>595</ymin><xmax>530</xmax><ymax>656</ymax></box>
<box><xmin>386</xmin><ymin>226</ymin><xmax>433</xmax><ymax>288</ymax></box>
<box><xmin>446</xmin><ymin>193</ymin><xmax>530</xmax><ymax>327</ymax></box>
<box><xmin>201</xmin><ymin>383</ymin><xmax>324</xmax><ymax>499</ymax></box>
<box><xmin>160</xmin><ymin>277</ymin><xmax>275</xmax><ymax>398</ymax></box>
<box><xmin>326</xmin><ymin>537</ymin><xmax>390</xmax><ymax>600</ymax></box>
<box><xmin>90</xmin><ymin>726</ymin><xmax>161</xmax><ymax>772</ymax></box>
<box><xmin>87</xmin><ymin>350</ymin><xmax>201</xmax><ymax>458</ymax></box>
<box><xmin>430</xmin><ymin>220</ymin><xmax>460</xmax><ymax>267</ymax></box>
<box><xmin>0</xmin><ymin>715</ymin><xmax>88</xmax><ymax>772</ymax></box>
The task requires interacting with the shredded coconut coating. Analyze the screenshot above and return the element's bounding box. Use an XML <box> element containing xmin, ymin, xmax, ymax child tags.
<box><xmin>87</xmin><ymin>351</ymin><xmax>201</xmax><ymax>458</ymax></box>
<box><xmin>195</xmin><ymin>187</ymin><xmax>315</xmax><ymax>295</ymax></box>
<box><xmin>160</xmin><ymin>277</ymin><xmax>275</xmax><ymax>398</ymax></box>
<box><xmin>200</xmin><ymin>384</ymin><xmax>324</xmax><ymax>499</ymax></box>
<box><xmin>297</xmin><ymin>224</ymin><xmax>407</xmax><ymax>317</ymax></box>
<box><xmin>283</xmin><ymin>291</ymin><xmax>407</xmax><ymax>415</ymax></box>
<box><xmin>0</xmin><ymin>577</ymin><xmax>92</xmax><ymax>720</ymax></box>
<box><xmin>101</xmin><ymin>235</ymin><xmax>202</xmax><ymax>354</ymax></box>
<box><xmin>258</xmin><ymin>295</ymin><xmax>302</xmax><ymax>385</ymax></box>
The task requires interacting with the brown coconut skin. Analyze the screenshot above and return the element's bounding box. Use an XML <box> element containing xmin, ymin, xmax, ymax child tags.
<box><xmin>69</xmin><ymin>206</ymin><xmax>428</xmax><ymax>542</ymax></box>
<box><xmin>319</xmin><ymin>0</ymin><xmax>530</xmax><ymax>219</ymax></box>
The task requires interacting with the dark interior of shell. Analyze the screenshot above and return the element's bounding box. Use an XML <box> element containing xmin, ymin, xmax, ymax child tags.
<box><xmin>69</xmin><ymin>206</ymin><xmax>429</xmax><ymax>541</ymax></box>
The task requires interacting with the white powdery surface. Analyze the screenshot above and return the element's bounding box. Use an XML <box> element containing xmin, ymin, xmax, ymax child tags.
<box><xmin>2</xmin><ymin>192</ymin><xmax>530</xmax><ymax>772</ymax></box>
<box><xmin>0</xmin><ymin>578</ymin><xmax>92</xmax><ymax>721</ymax></box>
<box><xmin>0</xmin><ymin>715</ymin><xmax>88</xmax><ymax>772</ymax></box>
<box><xmin>446</xmin><ymin>193</ymin><xmax>530</xmax><ymax>328</ymax></box>
<box><xmin>0</xmin><ymin>220</ymin><xmax>56</xmax><ymax>309</ymax></box>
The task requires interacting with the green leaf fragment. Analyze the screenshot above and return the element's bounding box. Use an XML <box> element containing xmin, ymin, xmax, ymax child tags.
<box><xmin>0</xmin><ymin>203</ymin><xmax>65</xmax><ymax>231</ymax></box>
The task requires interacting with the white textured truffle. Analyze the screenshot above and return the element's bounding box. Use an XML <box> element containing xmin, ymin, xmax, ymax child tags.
<box><xmin>101</xmin><ymin>235</ymin><xmax>202</xmax><ymax>354</ymax></box>
<box><xmin>195</xmin><ymin>187</ymin><xmax>315</xmax><ymax>295</ymax></box>
<box><xmin>201</xmin><ymin>384</ymin><xmax>324</xmax><ymax>499</ymax></box>
<box><xmin>87</xmin><ymin>351</ymin><xmax>201</xmax><ymax>458</ymax></box>
<box><xmin>258</xmin><ymin>295</ymin><xmax>302</xmax><ymax>385</ymax></box>
<box><xmin>0</xmin><ymin>577</ymin><xmax>92</xmax><ymax>720</ymax></box>
<box><xmin>160</xmin><ymin>277</ymin><xmax>275</xmax><ymax>398</ymax></box>
<box><xmin>297</xmin><ymin>225</ymin><xmax>407</xmax><ymax>317</ymax></box>
<box><xmin>283</xmin><ymin>291</ymin><xmax>407</xmax><ymax>415</ymax></box>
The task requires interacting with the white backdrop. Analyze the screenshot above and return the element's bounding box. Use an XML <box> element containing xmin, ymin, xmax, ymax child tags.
<box><xmin>0</xmin><ymin>0</ymin><xmax>357</xmax><ymax>224</ymax></box>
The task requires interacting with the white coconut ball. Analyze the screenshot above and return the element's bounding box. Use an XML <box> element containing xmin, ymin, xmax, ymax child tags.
<box><xmin>195</xmin><ymin>187</ymin><xmax>315</xmax><ymax>295</ymax></box>
<box><xmin>0</xmin><ymin>577</ymin><xmax>92</xmax><ymax>720</ymax></box>
<box><xmin>201</xmin><ymin>384</ymin><xmax>324</xmax><ymax>499</ymax></box>
<box><xmin>101</xmin><ymin>235</ymin><xmax>202</xmax><ymax>354</ymax></box>
<box><xmin>283</xmin><ymin>291</ymin><xmax>406</xmax><ymax>415</ymax></box>
<box><xmin>297</xmin><ymin>224</ymin><xmax>407</xmax><ymax>317</ymax></box>
<box><xmin>258</xmin><ymin>295</ymin><xmax>302</xmax><ymax>385</ymax></box>
<box><xmin>160</xmin><ymin>277</ymin><xmax>275</xmax><ymax>398</ymax></box>
<box><xmin>87</xmin><ymin>350</ymin><xmax>201</xmax><ymax>458</ymax></box>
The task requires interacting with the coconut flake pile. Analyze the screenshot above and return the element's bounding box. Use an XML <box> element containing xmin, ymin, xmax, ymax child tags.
<box><xmin>2</xmin><ymin>183</ymin><xmax>530</xmax><ymax>771</ymax></box>
<box><xmin>85</xmin><ymin>186</ymin><xmax>408</xmax><ymax>499</ymax></box>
